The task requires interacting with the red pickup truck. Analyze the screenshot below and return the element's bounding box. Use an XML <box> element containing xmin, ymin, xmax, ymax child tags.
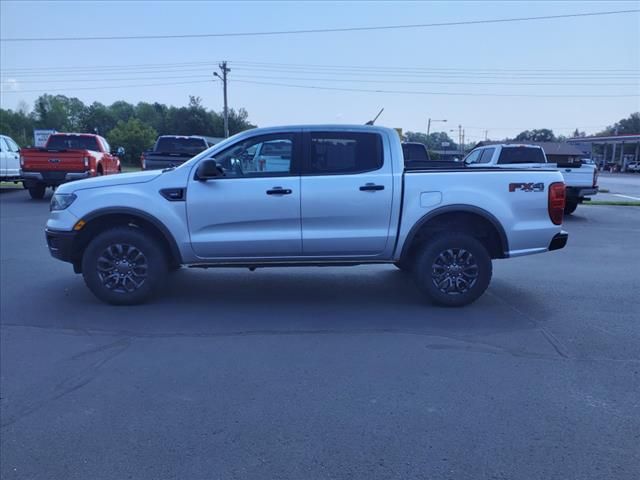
<box><xmin>20</xmin><ymin>133</ymin><xmax>122</xmax><ymax>199</ymax></box>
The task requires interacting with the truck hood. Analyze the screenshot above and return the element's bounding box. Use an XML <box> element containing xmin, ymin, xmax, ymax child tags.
<box><xmin>56</xmin><ymin>170</ymin><xmax>163</xmax><ymax>194</ymax></box>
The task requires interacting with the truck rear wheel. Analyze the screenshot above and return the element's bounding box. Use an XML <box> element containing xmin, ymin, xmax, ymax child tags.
<box><xmin>81</xmin><ymin>227</ymin><xmax>168</xmax><ymax>305</ymax></box>
<box><xmin>413</xmin><ymin>233</ymin><xmax>492</xmax><ymax>307</ymax></box>
<box><xmin>28</xmin><ymin>185</ymin><xmax>46</xmax><ymax>199</ymax></box>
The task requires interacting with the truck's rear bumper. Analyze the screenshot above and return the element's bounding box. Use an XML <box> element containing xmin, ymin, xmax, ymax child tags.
<box><xmin>567</xmin><ymin>186</ymin><xmax>598</xmax><ymax>199</ymax></box>
<box><xmin>548</xmin><ymin>231</ymin><xmax>568</xmax><ymax>251</ymax></box>
<box><xmin>22</xmin><ymin>171</ymin><xmax>91</xmax><ymax>186</ymax></box>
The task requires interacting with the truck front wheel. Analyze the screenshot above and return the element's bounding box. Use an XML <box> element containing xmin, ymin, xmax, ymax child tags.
<box><xmin>413</xmin><ymin>233</ymin><xmax>492</xmax><ymax>307</ymax></box>
<box><xmin>28</xmin><ymin>184</ymin><xmax>46</xmax><ymax>199</ymax></box>
<box><xmin>81</xmin><ymin>227</ymin><xmax>168</xmax><ymax>305</ymax></box>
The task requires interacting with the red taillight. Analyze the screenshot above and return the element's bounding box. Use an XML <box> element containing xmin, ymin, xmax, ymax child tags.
<box><xmin>548</xmin><ymin>182</ymin><xmax>566</xmax><ymax>225</ymax></box>
<box><xmin>140</xmin><ymin>154</ymin><xmax>145</xmax><ymax>170</ymax></box>
<box><xmin>83</xmin><ymin>156</ymin><xmax>90</xmax><ymax>168</ymax></box>
<box><xmin>19</xmin><ymin>155</ymin><xmax>24</xmax><ymax>167</ymax></box>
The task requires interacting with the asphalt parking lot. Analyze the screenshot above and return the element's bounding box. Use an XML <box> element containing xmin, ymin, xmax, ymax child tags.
<box><xmin>1</xmin><ymin>188</ymin><xmax>639</xmax><ymax>480</ymax></box>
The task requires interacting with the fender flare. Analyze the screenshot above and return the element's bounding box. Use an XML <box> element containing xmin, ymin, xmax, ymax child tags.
<box><xmin>82</xmin><ymin>207</ymin><xmax>183</xmax><ymax>264</ymax></box>
<box><xmin>401</xmin><ymin>204</ymin><xmax>509</xmax><ymax>259</ymax></box>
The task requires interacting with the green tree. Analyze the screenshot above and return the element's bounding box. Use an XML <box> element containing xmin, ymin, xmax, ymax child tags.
<box><xmin>514</xmin><ymin>129</ymin><xmax>556</xmax><ymax>142</ymax></box>
<box><xmin>404</xmin><ymin>131</ymin><xmax>457</xmax><ymax>151</ymax></box>
<box><xmin>0</xmin><ymin>108</ymin><xmax>35</xmax><ymax>146</ymax></box>
<box><xmin>599</xmin><ymin>112</ymin><xmax>640</xmax><ymax>135</ymax></box>
<box><xmin>33</xmin><ymin>94</ymin><xmax>86</xmax><ymax>131</ymax></box>
<box><xmin>107</xmin><ymin>118</ymin><xmax>157</xmax><ymax>165</ymax></box>
<box><xmin>80</xmin><ymin>102</ymin><xmax>116</xmax><ymax>135</ymax></box>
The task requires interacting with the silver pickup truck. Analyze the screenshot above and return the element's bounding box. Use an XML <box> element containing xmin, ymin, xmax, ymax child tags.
<box><xmin>45</xmin><ymin>125</ymin><xmax>568</xmax><ymax>307</ymax></box>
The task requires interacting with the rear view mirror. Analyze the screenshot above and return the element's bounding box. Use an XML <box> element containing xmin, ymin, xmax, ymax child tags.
<box><xmin>196</xmin><ymin>159</ymin><xmax>225</xmax><ymax>180</ymax></box>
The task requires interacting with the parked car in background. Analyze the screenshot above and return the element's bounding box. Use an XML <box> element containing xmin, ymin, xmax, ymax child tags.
<box><xmin>626</xmin><ymin>162</ymin><xmax>640</xmax><ymax>173</ymax></box>
<box><xmin>20</xmin><ymin>133</ymin><xmax>122</xmax><ymax>199</ymax></box>
<box><xmin>465</xmin><ymin>144</ymin><xmax>598</xmax><ymax>214</ymax></box>
<box><xmin>141</xmin><ymin>135</ymin><xmax>220</xmax><ymax>170</ymax></box>
<box><xmin>0</xmin><ymin>134</ymin><xmax>22</xmax><ymax>182</ymax></box>
<box><xmin>45</xmin><ymin>125</ymin><xmax>567</xmax><ymax>307</ymax></box>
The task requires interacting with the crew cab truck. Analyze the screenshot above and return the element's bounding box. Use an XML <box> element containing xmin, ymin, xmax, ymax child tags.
<box><xmin>141</xmin><ymin>135</ymin><xmax>216</xmax><ymax>170</ymax></box>
<box><xmin>0</xmin><ymin>134</ymin><xmax>22</xmax><ymax>182</ymax></box>
<box><xmin>45</xmin><ymin>125</ymin><xmax>568</xmax><ymax>307</ymax></box>
<box><xmin>20</xmin><ymin>133</ymin><xmax>121</xmax><ymax>199</ymax></box>
<box><xmin>464</xmin><ymin>144</ymin><xmax>598</xmax><ymax>214</ymax></box>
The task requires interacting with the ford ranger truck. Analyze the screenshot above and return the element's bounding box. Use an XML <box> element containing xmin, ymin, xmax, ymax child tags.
<box><xmin>45</xmin><ymin>125</ymin><xmax>568</xmax><ymax>307</ymax></box>
<box><xmin>464</xmin><ymin>143</ymin><xmax>598</xmax><ymax>214</ymax></box>
<box><xmin>20</xmin><ymin>133</ymin><xmax>122</xmax><ymax>199</ymax></box>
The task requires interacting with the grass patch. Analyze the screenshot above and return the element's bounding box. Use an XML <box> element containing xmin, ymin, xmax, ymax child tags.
<box><xmin>585</xmin><ymin>201</ymin><xmax>640</xmax><ymax>207</ymax></box>
<box><xmin>121</xmin><ymin>165</ymin><xmax>142</xmax><ymax>173</ymax></box>
<box><xmin>598</xmin><ymin>188</ymin><xmax>610</xmax><ymax>193</ymax></box>
<box><xmin>0</xmin><ymin>181</ymin><xmax>23</xmax><ymax>189</ymax></box>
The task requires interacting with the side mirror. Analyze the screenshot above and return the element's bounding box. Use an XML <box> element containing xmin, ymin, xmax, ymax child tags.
<box><xmin>196</xmin><ymin>159</ymin><xmax>224</xmax><ymax>181</ymax></box>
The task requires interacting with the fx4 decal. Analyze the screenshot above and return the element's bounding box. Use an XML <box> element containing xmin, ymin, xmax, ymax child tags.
<box><xmin>509</xmin><ymin>182</ymin><xmax>544</xmax><ymax>192</ymax></box>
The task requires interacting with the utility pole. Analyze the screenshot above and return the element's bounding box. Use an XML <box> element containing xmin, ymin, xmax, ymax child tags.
<box><xmin>214</xmin><ymin>61</ymin><xmax>231</xmax><ymax>138</ymax></box>
<box><xmin>484</xmin><ymin>130</ymin><xmax>488</xmax><ymax>141</ymax></box>
<box><xmin>458</xmin><ymin>124</ymin><xmax>462</xmax><ymax>155</ymax></box>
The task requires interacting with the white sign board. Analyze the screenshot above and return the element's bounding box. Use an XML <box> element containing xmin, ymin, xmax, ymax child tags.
<box><xmin>34</xmin><ymin>129</ymin><xmax>56</xmax><ymax>147</ymax></box>
<box><xmin>441</xmin><ymin>141</ymin><xmax>450</xmax><ymax>147</ymax></box>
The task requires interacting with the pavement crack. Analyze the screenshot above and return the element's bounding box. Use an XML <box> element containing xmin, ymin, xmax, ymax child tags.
<box><xmin>0</xmin><ymin>337</ymin><xmax>131</xmax><ymax>429</ymax></box>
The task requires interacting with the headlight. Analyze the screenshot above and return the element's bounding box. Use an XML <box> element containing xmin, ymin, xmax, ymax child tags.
<box><xmin>50</xmin><ymin>193</ymin><xmax>77</xmax><ymax>211</ymax></box>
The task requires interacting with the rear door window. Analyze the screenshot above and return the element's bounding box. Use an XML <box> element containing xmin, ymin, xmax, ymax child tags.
<box><xmin>46</xmin><ymin>135</ymin><xmax>100</xmax><ymax>151</ymax></box>
<box><xmin>498</xmin><ymin>147</ymin><xmax>546</xmax><ymax>164</ymax></box>
<box><xmin>478</xmin><ymin>148</ymin><xmax>495</xmax><ymax>164</ymax></box>
<box><xmin>304</xmin><ymin>132</ymin><xmax>382</xmax><ymax>175</ymax></box>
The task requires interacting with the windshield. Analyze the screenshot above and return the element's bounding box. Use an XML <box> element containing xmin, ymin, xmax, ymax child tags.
<box><xmin>155</xmin><ymin>137</ymin><xmax>207</xmax><ymax>155</ymax></box>
<box><xmin>46</xmin><ymin>135</ymin><xmax>99</xmax><ymax>151</ymax></box>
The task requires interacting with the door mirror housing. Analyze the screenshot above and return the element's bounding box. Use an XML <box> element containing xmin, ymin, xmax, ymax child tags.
<box><xmin>196</xmin><ymin>159</ymin><xmax>225</xmax><ymax>180</ymax></box>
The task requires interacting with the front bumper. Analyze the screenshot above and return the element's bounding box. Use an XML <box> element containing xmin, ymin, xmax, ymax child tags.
<box><xmin>45</xmin><ymin>228</ymin><xmax>77</xmax><ymax>264</ymax></box>
<box><xmin>548</xmin><ymin>231</ymin><xmax>569</xmax><ymax>251</ymax></box>
<box><xmin>22</xmin><ymin>171</ymin><xmax>91</xmax><ymax>186</ymax></box>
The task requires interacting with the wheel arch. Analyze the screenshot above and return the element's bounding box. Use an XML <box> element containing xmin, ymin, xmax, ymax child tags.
<box><xmin>400</xmin><ymin>205</ymin><xmax>509</xmax><ymax>262</ymax></box>
<box><xmin>72</xmin><ymin>207</ymin><xmax>182</xmax><ymax>272</ymax></box>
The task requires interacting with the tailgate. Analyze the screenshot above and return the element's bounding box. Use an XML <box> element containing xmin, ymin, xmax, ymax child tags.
<box><xmin>559</xmin><ymin>165</ymin><xmax>595</xmax><ymax>187</ymax></box>
<box><xmin>22</xmin><ymin>150</ymin><xmax>87</xmax><ymax>172</ymax></box>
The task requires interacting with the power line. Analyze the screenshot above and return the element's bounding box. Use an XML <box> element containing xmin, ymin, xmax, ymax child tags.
<box><xmin>2</xmin><ymin>9</ymin><xmax>638</xmax><ymax>42</ymax></box>
<box><xmin>3</xmin><ymin>73</ymin><xmax>637</xmax><ymax>88</ymax></box>
<box><xmin>0</xmin><ymin>79</ymin><xmax>213</xmax><ymax>94</ymax></box>
<box><xmin>232</xmin><ymin>79</ymin><xmax>639</xmax><ymax>98</ymax></box>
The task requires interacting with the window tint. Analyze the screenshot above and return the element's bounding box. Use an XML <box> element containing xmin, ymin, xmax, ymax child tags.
<box><xmin>213</xmin><ymin>134</ymin><xmax>295</xmax><ymax>177</ymax></box>
<box><xmin>306</xmin><ymin>132</ymin><xmax>382</xmax><ymax>174</ymax></box>
<box><xmin>0</xmin><ymin>138</ymin><xmax>6</xmax><ymax>152</ymax></box>
<box><xmin>7</xmin><ymin>138</ymin><xmax>19</xmax><ymax>151</ymax></box>
<box><xmin>402</xmin><ymin>143</ymin><xmax>429</xmax><ymax>162</ymax></box>
<box><xmin>156</xmin><ymin>137</ymin><xmax>208</xmax><ymax>155</ymax></box>
<box><xmin>101</xmin><ymin>137</ymin><xmax>110</xmax><ymax>153</ymax></box>
<box><xmin>478</xmin><ymin>148</ymin><xmax>495</xmax><ymax>164</ymax></box>
<box><xmin>463</xmin><ymin>149</ymin><xmax>483</xmax><ymax>164</ymax></box>
<box><xmin>46</xmin><ymin>135</ymin><xmax>100</xmax><ymax>151</ymax></box>
<box><xmin>498</xmin><ymin>147</ymin><xmax>546</xmax><ymax>164</ymax></box>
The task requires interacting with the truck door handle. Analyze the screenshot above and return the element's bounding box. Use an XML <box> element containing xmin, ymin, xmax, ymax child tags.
<box><xmin>266</xmin><ymin>187</ymin><xmax>292</xmax><ymax>195</ymax></box>
<box><xmin>360</xmin><ymin>183</ymin><xmax>384</xmax><ymax>191</ymax></box>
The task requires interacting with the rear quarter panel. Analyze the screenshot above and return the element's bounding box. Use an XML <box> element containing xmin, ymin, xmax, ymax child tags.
<box><xmin>398</xmin><ymin>169</ymin><xmax>565</xmax><ymax>258</ymax></box>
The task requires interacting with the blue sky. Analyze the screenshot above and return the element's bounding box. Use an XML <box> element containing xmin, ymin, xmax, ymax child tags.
<box><xmin>1</xmin><ymin>0</ymin><xmax>639</xmax><ymax>141</ymax></box>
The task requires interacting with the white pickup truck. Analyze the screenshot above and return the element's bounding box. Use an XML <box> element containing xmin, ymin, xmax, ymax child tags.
<box><xmin>45</xmin><ymin>125</ymin><xmax>568</xmax><ymax>307</ymax></box>
<box><xmin>464</xmin><ymin>144</ymin><xmax>598</xmax><ymax>214</ymax></box>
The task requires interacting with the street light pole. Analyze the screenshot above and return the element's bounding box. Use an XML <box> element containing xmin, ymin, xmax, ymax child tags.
<box><xmin>427</xmin><ymin>118</ymin><xmax>447</xmax><ymax>137</ymax></box>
